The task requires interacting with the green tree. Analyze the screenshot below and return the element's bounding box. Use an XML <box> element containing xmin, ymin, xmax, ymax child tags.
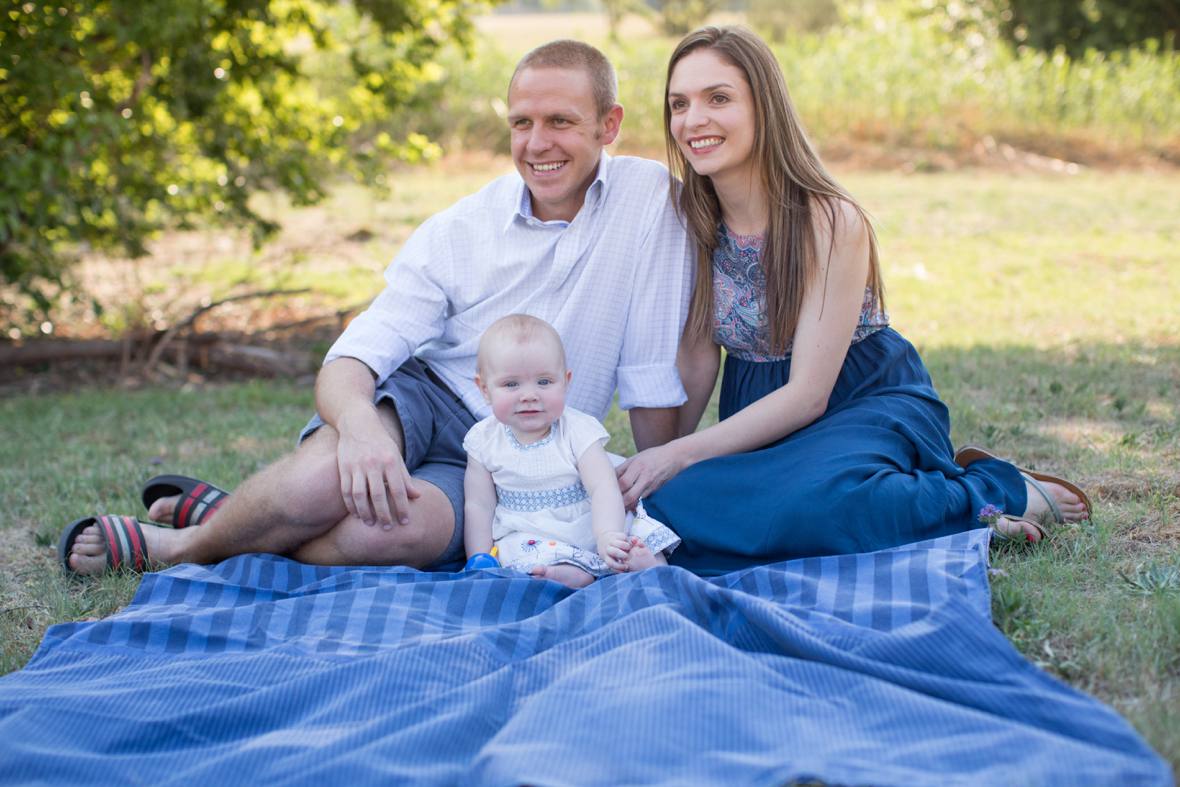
<box><xmin>601</xmin><ymin>0</ymin><xmax>655</xmax><ymax>42</ymax></box>
<box><xmin>1</xmin><ymin>0</ymin><xmax>486</xmax><ymax>329</ymax></box>
<box><xmin>749</xmin><ymin>0</ymin><xmax>840</xmax><ymax>43</ymax></box>
<box><xmin>997</xmin><ymin>0</ymin><xmax>1179</xmax><ymax>55</ymax></box>
<box><xmin>656</xmin><ymin>0</ymin><xmax>721</xmax><ymax>36</ymax></box>
<box><xmin>918</xmin><ymin>0</ymin><xmax>1179</xmax><ymax>56</ymax></box>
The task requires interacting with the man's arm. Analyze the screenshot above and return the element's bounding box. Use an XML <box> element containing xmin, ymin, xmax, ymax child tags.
<box><xmin>675</xmin><ymin>330</ymin><xmax>721</xmax><ymax>437</ymax></box>
<box><xmin>616</xmin><ymin>170</ymin><xmax>695</xmax><ymax>457</ymax></box>
<box><xmin>315</xmin><ymin>356</ymin><xmax>419</xmax><ymax>529</ymax></box>
<box><xmin>629</xmin><ymin>407</ymin><xmax>679</xmax><ymax>451</ymax></box>
<box><xmin>312</xmin><ymin>216</ymin><xmax>454</xmax><ymax>530</ymax></box>
<box><xmin>616</xmin><ymin>214</ymin><xmax>694</xmax><ymax>441</ymax></box>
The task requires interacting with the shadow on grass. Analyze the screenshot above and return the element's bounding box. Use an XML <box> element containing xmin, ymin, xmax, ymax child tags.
<box><xmin>922</xmin><ymin>340</ymin><xmax>1179</xmax><ymax>486</ymax></box>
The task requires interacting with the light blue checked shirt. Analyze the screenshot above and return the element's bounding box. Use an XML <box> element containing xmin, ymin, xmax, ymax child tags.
<box><xmin>325</xmin><ymin>153</ymin><xmax>694</xmax><ymax>421</ymax></box>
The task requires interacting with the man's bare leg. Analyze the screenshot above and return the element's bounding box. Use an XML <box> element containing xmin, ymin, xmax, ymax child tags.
<box><xmin>66</xmin><ymin>403</ymin><xmax>454</xmax><ymax>574</ymax></box>
<box><xmin>289</xmin><ymin>481</ymin><xmax>454</xmax><ymax>567</ymax></box>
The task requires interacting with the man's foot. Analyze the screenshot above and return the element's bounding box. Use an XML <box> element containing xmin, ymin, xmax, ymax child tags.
<box><xmin>529</xmin><ymin>563</ymin><xmax>595</xmax><ymax>589</ymax></box>
<box><xmin>141</xmin><ymin>475</ymin><xmax>228</xmax><ymax>528</ymax></box>
<box><xmin>147</xmin><ymin>494</ymin><xmax>181</xmax><ymax>525</ymax></box>
<box><xmin>65</xmin><ymin>519</ymin><xmax>184</xmax><ymax>576</ymax></box>
<box><xmin>625</xmin><ymin>540</ymin><xmax>667</xmax><ymax>571</ymax></box>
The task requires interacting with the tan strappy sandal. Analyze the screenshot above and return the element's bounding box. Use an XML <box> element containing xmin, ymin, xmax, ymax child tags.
<box><xmin>954</xmin><ymin>445</ymin><xmax>1092</xmax><ymax>524</ymax></box>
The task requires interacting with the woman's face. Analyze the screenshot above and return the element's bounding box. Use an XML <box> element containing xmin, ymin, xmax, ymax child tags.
<box><xmin>667</xmin><ymin>48</ymin><xmax>757</xmax><ymax>186</ymax></box>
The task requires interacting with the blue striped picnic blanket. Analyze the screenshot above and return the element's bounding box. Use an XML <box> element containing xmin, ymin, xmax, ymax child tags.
<box><xmin>0</xmin><ymin>529</ymin><xmax>1170</xmax><ymax>785</ymax></box>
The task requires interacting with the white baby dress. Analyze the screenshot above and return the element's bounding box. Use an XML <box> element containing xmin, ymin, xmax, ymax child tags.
<box><xmin>462</xmin><ymin>407</ymin><xmax>681</xmax><ymax>577</ymax></box>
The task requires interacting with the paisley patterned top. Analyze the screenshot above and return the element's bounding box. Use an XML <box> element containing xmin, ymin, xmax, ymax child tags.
<box><xmin>712</xmin><ymin>224</ymin><xmax>889</xmax><ymax>362</ymax></box>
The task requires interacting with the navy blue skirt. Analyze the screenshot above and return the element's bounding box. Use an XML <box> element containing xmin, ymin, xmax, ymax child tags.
<box><xmin>646</xmin><ymin>328</ymin><xmax>1027</xmax><ymax>575</ymax></box>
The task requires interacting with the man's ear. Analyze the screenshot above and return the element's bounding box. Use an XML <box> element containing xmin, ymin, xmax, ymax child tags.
<box><xmin>599</xmin><ymin>104</ymin><xmax>624</xmax><ymax>146</ymax></box>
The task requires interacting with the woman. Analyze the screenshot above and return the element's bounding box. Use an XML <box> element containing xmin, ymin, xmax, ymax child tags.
<box><xmin>616</xmin><ymin>26</ymin><xmax>1089</xmax><ymax>575</ymax></box>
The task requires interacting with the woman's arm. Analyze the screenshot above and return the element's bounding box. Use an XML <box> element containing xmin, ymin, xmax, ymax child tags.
<box><xmin>617</xmin><ymin>201</ymin><xmax>871</xmax><ymax>508</ymax></box>
<box><xmin>676</xmin><ymin>329</ymin><xmax>721</xmax><ymax>437</ymax></box>
<box><xmin>578</xmin><ymin>443</ymin><xmax>631</xmax><ymax>571</ymax></box>
<box><xmin>462</xmin><ymin>457</ymin><xmax>497</xmax><ymax>557</ymax></box>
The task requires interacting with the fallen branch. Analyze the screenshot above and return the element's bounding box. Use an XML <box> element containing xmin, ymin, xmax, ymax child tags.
<box><xmin>250</xmin><ymin>301</ymin><xmax>369</xmax><ymax>338</ymax></box>
<box><xmin>0</xmin><ymin>338</ymin><xmax>129</xmax><ymax>365</ymax></box>
<box><xmin>143</xmin><ymin>287</ymin><xmax>310</xmax><ymax>371</ymax></box>
<box><xmin>207</xmin><ymin>343</ymin><xmax>315</xmax><ymax>376</ymax></box>
<box><xmin>0</xmin><ymin>333</ymin><xmax>314</xmax><ymax>378</ymax></box>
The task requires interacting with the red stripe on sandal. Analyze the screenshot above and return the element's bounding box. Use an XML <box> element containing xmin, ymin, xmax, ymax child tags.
<box><xmin>120</xmin><ymin>516</ymin><xmax>146</xmax><ymax>571</ymax></box>
<box><xmin>176</xmin><ymin>483</ymin><xmax>207</xmax><ymax>528</ymax></box>
<box><xmin>99</xmin><ymin>516</ymin><xmax>122</xmax><ymax>569</ymax></box>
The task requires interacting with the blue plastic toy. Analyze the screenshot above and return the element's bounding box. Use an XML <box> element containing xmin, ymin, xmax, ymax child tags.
<box><xmin>463</xmin><ymin>551</ymin><xmax>501</xmax><ymax>571</ymax></box>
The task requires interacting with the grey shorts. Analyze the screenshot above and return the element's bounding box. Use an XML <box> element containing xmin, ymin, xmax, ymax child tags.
<box><xmin>299</xmin><ymin>358</ymin><xmax>476</xmax><ymax>570</ymax></box>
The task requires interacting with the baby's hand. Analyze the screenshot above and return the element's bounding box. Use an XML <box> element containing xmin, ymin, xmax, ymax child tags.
<box><xmin>598</xmin><ymin>531</ymin><xmax>632</xmax><ymax>572</ymax></box>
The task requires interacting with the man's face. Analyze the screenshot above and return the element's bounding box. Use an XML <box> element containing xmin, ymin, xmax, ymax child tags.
<box><xmin>507</xmin><ymin>66</ymin><xmax>622</xmax><ymax>223</ymax></box>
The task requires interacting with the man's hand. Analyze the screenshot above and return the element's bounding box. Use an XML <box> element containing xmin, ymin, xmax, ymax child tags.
<box><xmin>598</xmin><ymin>531</ymin><xmax>633</xmax><ymax>572</ymax></box>
<box><xmin>335</xmin><ymin>409</ymin><xmax>419</xmax><ymax>529</ymax></box>
<box><xmin>615</xmin><ymin>442</ymin><xmax>686</xmax><ymax>510</ymax></box>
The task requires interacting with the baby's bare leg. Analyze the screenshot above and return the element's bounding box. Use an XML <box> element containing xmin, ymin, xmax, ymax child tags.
<box><xmin>529</xmin><ymin>563</ymin><xmax>595</xmax><ymax>588</ymax></box>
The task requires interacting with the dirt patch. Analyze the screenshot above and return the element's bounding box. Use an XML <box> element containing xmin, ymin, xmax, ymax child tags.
<box><xmin>1089</xmin><ymin>472</ymin><xmax>1180</xmax><ymax>502</ymax></box>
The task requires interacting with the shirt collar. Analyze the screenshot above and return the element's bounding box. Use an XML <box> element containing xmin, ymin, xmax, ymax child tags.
<box><xmin>507</xmin><ymin>151</ymin><xmax>611</xmax><ymax>231</ymax></box>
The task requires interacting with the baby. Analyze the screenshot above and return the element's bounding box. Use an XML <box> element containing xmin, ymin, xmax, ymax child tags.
<box><xmin>462</xmin><ymin>314</ymin><xmax>680</xmax><ymax>588</ymax></box>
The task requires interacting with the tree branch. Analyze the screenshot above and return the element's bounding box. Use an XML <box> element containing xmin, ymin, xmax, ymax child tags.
<box><xmin>142</xmin><ymin>287</ymin><xmax>310</xmax><ymax>370</ymax></box>
<box><xmin>118</xmin><ymin>50</ymin><xmax>154</xmax><ymax>111</ymax></box>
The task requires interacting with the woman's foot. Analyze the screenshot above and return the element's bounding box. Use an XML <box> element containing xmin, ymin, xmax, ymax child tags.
<box><xmin>956</xmin><ymin>445</ymin><xmax>1091</xmax><ymax>538</ymax></box>
<box><xmin>1021</xmin><ymin>477</ymin><xmax>1088</xmax><ymax>523</ymax></box>
<box><xmin>66</xmin><ymin>520</ymin><xmax>183</xmax><ymax>576</ymax></box>
<box><xmin>529</xmin><ymin>563</ymin><xmax>595</xmax><ymax>589</ymax></box>
<box><xmin>987</xmin><ymin>477</ymin><xmax>1085</xmax><ymax>544</ymax></box>
<box><xmin>991</xmin><ymin>516</ymin><xmax>1046</xmax><ymax>543</ymax></box>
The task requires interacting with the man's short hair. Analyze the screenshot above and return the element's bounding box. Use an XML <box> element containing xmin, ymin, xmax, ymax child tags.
<box><xmin>510</xmin><ymin>40</ymin><xmax>618</xmax><ymax>119</ymax></box>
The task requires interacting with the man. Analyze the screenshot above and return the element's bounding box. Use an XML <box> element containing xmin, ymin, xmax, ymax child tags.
<box><xmin>62</xmin><ymin>40</ymin><xmax>693</xmax><ymax>576</ymax></box>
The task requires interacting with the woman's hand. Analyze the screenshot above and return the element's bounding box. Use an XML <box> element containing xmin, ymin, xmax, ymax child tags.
<box><xmin>616</xmin><ymin>442</ymin><xmax>687</xmax><ymax>509</ymax></box>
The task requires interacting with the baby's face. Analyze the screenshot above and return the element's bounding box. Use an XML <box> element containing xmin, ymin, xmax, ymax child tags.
<box><xmin>479</xmin><ymin>337</ymin><xmax>570</xmax><ymax>443</ymax></box>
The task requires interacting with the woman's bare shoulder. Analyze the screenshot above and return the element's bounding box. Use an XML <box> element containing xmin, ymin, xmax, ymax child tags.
<box><xmin>810</xmin><ymin>195</ymin><xmax>869</xmax><ymax>252</ymax></box>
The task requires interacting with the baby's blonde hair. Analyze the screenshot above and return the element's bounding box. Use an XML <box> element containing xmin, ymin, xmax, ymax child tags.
<box><xmin>476</xmin><ymin>314</ymin><xmax>567</xmax><ymax>375</ymax></box>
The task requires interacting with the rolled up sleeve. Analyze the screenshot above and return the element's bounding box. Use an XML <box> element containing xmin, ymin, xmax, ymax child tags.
<box><xmin>616</xmin><ymin>188</ymin><xmax>694</xmax><ymax>410</ymax></box>
<box><xmin>324</xmin><ymin>219</ymin><xmax>450</xmax><ymax>383</ymax></box>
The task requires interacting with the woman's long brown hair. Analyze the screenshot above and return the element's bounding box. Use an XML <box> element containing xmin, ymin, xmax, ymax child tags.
<box><xmin>664</xmin><ymin>26</ymin><xmax>884</xmax><ymax>354</ymax></box>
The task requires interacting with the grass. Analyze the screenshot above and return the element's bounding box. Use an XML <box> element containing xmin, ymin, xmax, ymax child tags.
<box><xmin>2</xmin><ymin>162</ymin><xmax>1179</xmax><ymax>773</ymax></box>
